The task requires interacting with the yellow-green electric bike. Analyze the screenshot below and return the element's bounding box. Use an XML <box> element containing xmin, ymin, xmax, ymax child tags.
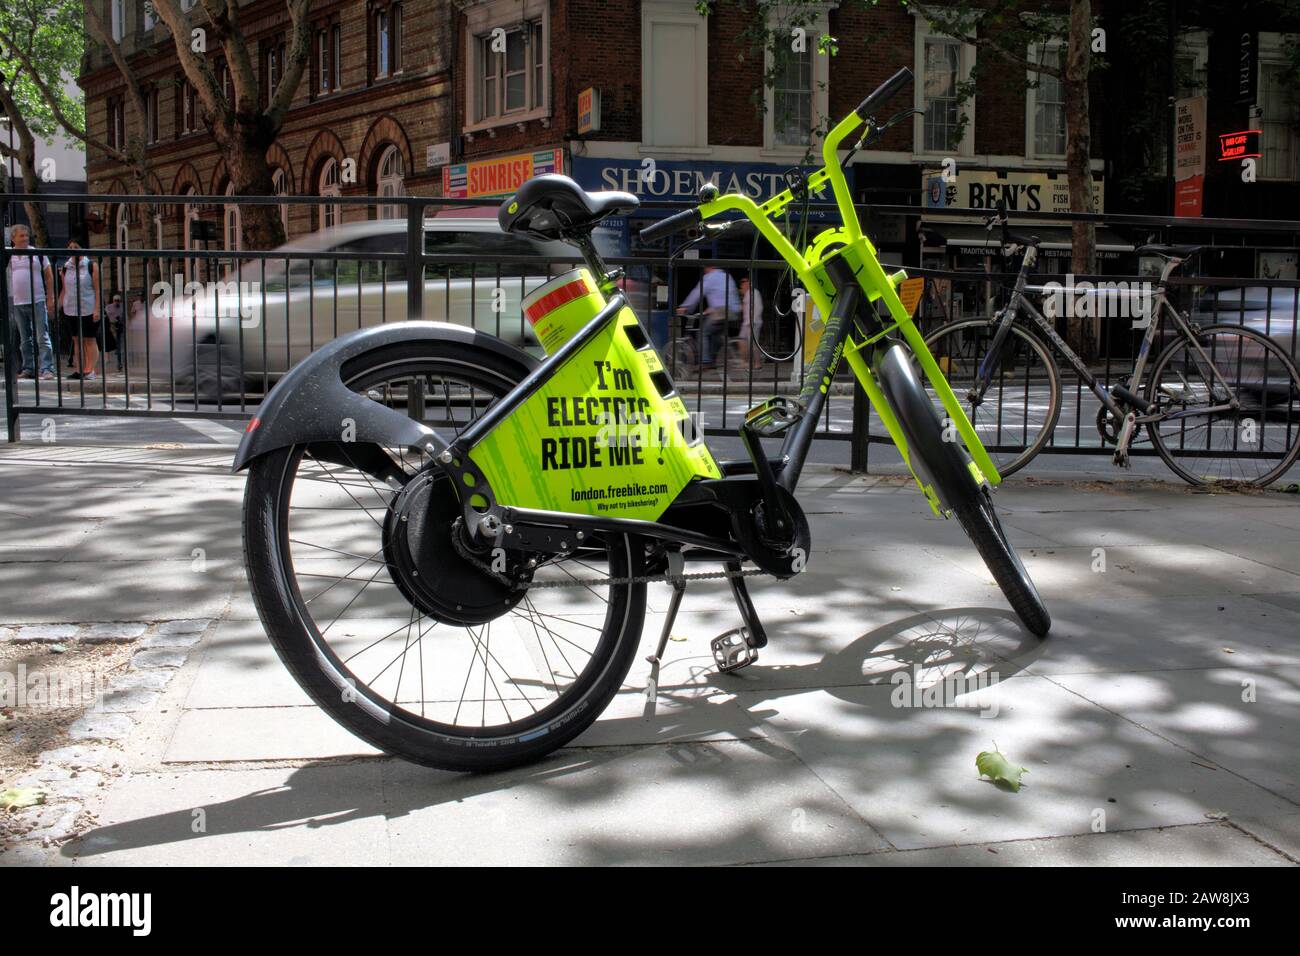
<box><xmin>237</xmin><ymin>68</ymin><xmax>1049</xmax><ymax>772</ymax></box>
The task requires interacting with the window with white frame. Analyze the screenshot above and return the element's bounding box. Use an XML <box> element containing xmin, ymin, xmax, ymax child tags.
<box><xmin>464</xmin><ymin>0</ymin><xmax>549</xmax><ymax>129</ymax></box>
<box><xmin>764</xmin><ymin>5</ymin><xmax>832</xmax><ymax>151</ymax></box>
<box><xmin>376</xmin><ymin>145</ymin><xmax>404</xmax><ymax>220</ymax></box>
<box><xmin>332</xmin><ymin>24</ymin><xmax>342</xmax><ymax>90</ymax></box>
<box><xmin>1027</xmin><ymin>42</ymin><xmax>1066</xmax><ymax>158</ymax></box>
<box><xmin>180</xmin><ymin>186</ymin><xmax>198</xmax><ymax>281</ymax></box>
<box><xmin>478</xmin><ymin>21</ymin><xmax>543</xmax><ymax>119</ymax></box>
<box><xmin>273</xmin><ymin>168</ymin><xmax>289</xmax><ymax>232</ymax></box>
<box><xmin>145</xmin><ymin>86</ymin><xmax>160</xmax><ymax>143</ymax></box>
<box><xmin>115</xmin><ymin>202</ymin><xmax>130</xmax><ymax>293</ymax></box>
<box><xmin>914</xmin><ymin>15</ymin><xmax>975</xmax><ymax>156</ymax></box>
<box><xmin>180</xmin><ymin>82</ymin><xmax>198</xmax><ymax>134</ymax></box>
<box><xmin>143</xmin><ymin>2</ymin><xmax>157</xmax><ymax>31</ymax></box>
<box><xmin>1258</xmin><ymin>34</ymin><xmax>1299</xmax><ymax>181</ymax></box>
<box><xmin>641</xmin><ymin>0</ymin><xmax>708</xmax><ymax>149</ymax></box>
<box><xmin>224</xmin><ymin>183</ymin><xmax>241</xmax><ymax>254</ymax></box>
<box><xmin>318</xmin><ymin>158</ymin><xmax>341</xmax><ymax>231</ymax></box>
<box><xmin>373</xmin><ymin>3</ymin><xmax>402</xmax><ymax>80</ymax></box>
<box><xmin>111</xmin><ymin>0</ymin><xmax>125</xmax><ymax>42</ymax></box>
<box><xmin>1174</xmin><ymin>31</ymin><xmax>1209</xmax><ymax>99</ymax></box>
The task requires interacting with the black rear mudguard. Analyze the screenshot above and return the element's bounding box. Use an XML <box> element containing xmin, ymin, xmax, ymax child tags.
<box><xmin>232</xmin><ymin>321</ymin><xmax>538</xmax><ymax>472</ymax></box>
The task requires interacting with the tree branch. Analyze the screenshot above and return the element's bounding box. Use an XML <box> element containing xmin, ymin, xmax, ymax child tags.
<box><xmin>268</xmin><ymin>0</ymin><xmax>312</xmax><ymax>126</ymax></box>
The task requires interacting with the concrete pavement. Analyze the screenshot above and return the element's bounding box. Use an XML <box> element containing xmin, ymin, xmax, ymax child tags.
<box><xmin>0</xmin><ymin>437</ymin><xmax>1297</xmax><ymax>866</ymax></box>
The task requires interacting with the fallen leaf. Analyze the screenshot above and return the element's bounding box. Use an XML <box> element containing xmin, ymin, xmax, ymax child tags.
<box><xmin>977</xmin><ymin>746</ymin><xmax>1028</xmax><ymax>792</ymax></box>
<box><xmin>2</xmin><ymin>787</ymin><xmax>48</xmax><ymax>811</ymax></box>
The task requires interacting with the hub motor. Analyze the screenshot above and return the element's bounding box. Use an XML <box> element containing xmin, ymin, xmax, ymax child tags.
<box><xmin>382</xmin><ymin>466</ymin><xmax>527</xmax><ymax>626</ymax></box>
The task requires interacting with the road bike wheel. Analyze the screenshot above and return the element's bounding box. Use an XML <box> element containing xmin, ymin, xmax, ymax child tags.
<box><xmin>241</xmin><ymin>340</ymin><xmax>647</xmax><ymax>772</ymax></box>
<box><xmin>874</xmin><ymin>343</ymin><xmax>1051</xmax><ymax>637</ymax></box>
<box><xmin>922</xmin><ymin>318</ymin><xmax>1061</xmax><ymax>478</ymax></box>
<box><xmin>1146</xmin><ymin>324</ymin><xmax>1300</xmax><ymax>486</ymax></box>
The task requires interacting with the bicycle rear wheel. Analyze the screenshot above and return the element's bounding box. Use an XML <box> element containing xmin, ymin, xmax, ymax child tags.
<box><xmin>922</xmin><ymin>318</ymin><xmax>1061</xmax><ymax>477</ymax></box>
<box><xmin>1146</xmin><ymin>324</ymin><xmax>1300</xmax><ymax>486</ymax></box>
<box><xmin>875</xmin><ymin>343</ymin><xmax>1050</xmax><ymax>636</ymax></box>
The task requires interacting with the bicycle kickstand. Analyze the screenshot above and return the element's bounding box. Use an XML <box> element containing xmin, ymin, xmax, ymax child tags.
<box><xmin>644</xmin><ymin>552</ymin><xmax>687</xmax><ymax>707</ymax></box>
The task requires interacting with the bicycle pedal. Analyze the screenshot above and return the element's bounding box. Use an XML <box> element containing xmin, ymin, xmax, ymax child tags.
<box><xmin>742</xmin><ymin>396</ymin><xmax>804</xmax><ymax>438</ymax></box>
<box><xmin>711</xmin><ymin>629</ymin><xmax>759</xmax><ymax>673</ymax></box>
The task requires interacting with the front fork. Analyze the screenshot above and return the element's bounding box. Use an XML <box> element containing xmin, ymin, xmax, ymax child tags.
<box><xmin>838</xmin><ymin>259</ymin><xmax>1002</xmax><ymax>514</ymax></box>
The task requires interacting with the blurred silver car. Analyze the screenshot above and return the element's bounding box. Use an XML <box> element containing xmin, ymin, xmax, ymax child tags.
<box><xmin>128</xmin><ymin>217</ymin><xmax>645</xmax><ymax>396</ymax></box>
<box><xmin>1193</xmin><ymin>286</ymin><xmax>1298</xmax><ymax>361</ymax></box>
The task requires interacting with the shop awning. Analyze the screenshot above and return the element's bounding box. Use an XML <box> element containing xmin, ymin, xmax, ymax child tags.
<box><xmin>920</xmin><ymin>223</ymin><xmax>1135</xmax><ymax>257</ymax></box>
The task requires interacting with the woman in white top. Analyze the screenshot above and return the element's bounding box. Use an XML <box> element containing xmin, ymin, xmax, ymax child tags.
<box><xmin>59</xmin><ymin>241</ymin><xmax>102</xmax><ymax>381</ymax></box>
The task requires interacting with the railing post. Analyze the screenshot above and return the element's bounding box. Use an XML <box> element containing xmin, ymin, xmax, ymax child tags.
<box><xmin>405</xmin><ymin>198</ymin><xmax>425</xmax><ymax>422</ymax></box>
<box><xmin>850</xmin><ymin>378</ymin><xmax>869</xmax><ymax>473</ymax></box>
<box><xmin>1</xmin><ymin>223</ymin><xmax>18</xmax><ymax>443</ymax></box>
<box><xmin>406</xmin><ymin>198</ymin><xmax>423</xmax><ymax>321</ymax></box>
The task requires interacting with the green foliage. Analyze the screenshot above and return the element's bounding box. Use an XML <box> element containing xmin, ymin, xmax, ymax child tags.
<box><xmin>0</xmin><ymin>0</ymin><xmax>85</xmax><ymax>148</ymax></box>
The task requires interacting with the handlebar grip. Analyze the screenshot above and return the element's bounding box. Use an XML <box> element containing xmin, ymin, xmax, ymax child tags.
<box><xmin>639</xmin><ymin>208</ymin><xmax>702</xmax><ymax>243</ymax></box>
<box><xmin>855</xmin><ymin>67</ymin><xmax>913</xmax><ymax>120</ymax></box>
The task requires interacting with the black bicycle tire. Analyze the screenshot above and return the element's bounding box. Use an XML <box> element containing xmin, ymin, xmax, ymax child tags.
<box><xmin>1146</xmin><ymin>324</ymin><xmax>1300</xmax><ymax>487</ymax></box>
<box><xmin>241</xmin><ymin>341</ymin><xmax>647</xmax><ymax>772</ymax></box>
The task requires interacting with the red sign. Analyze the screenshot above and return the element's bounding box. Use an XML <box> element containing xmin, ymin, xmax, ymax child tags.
<box><xmin>1218</xmin><ymin>130</ymin><xmax>1261</xmax><ymax>162</ymax></box>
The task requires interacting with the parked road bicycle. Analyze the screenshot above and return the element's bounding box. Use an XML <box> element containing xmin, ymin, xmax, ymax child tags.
<box><xmin>236</xmin><ymin>68</ymin><xmax>1049</xmax><ymax>773</ymax></box>
<box><xmin>923</xmin><ymin>204</ymin><xmax>1300</xmax><ymax>485</ymax></box>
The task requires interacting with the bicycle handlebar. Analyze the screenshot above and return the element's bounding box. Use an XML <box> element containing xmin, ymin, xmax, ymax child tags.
<box><xmin>639</xmin><ymin>207</ymin><xmax>701</xmax><ymax>243</ymax></box>
<box><xmin>855</xmin><ymin>68</ymin><xmax>914</xmax><ymax>120</ymax></box>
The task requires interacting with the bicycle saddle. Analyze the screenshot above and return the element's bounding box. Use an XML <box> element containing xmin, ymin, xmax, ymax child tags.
<box><xmin>1137</xmin><ymin>243</ymin><xmax>1202</xmax><ymax>259</ymax></box>
<box><xmin>499</xmin><ymin>174</ymin><xmax>639</xmax><ymax>240</ymax></box>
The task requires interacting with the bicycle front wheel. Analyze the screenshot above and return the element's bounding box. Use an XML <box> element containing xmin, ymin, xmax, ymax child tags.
<box><xmin>1146</xmin><ymin>324</ymin><xmax>1300</xmax><ymax>486</ymax></box>
<box><xmin>875</xmin><ymin>343</ymin><xmax>1051</xmax><ymax>636</ymax></box>
<box><xmin>923</xmin><ymin>318</ymin><xmax>1061</xmax><ymax>478</ymax></box>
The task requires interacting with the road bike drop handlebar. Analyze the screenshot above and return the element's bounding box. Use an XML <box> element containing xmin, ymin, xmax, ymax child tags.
<box><xmin>638</xmin><ymin>67</ymin><xmax>914</xmax><ymax>248</ymax></box>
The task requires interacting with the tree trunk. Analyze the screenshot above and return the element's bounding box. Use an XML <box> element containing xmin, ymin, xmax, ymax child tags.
<box><xmin>220</xmin><ymin>121</ymin><xmax>286</xmax><ymax>251</ymax></box>
<box><xmin>17</xmin><ymin>149</ymin><xmax>50</xmax><ymax>249</ymax></box>
<box><xmin>1065</xmin><ymin>0</ymin><xmax>1098</xmax><ymax>361</ymax></box>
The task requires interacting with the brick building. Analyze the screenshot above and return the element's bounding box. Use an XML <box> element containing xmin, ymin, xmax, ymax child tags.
<box><xmin>82</xmin><ymin>0</ymin><xmax>1118</xmax><ymax>282</ymax></box>
<box><xmin>81</xmin><ymin>0</ymin><xmax>454</xmax><ymax>290</ymax></box>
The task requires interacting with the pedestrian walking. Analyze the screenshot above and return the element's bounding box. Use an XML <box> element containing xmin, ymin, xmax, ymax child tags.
<box><xmin>677</xmin><ymin>263</ymin><xmax>740</xmax><ymax>369</ymax></box>
<box><xmin>5</xmin><ymin>224</ymin><xmax>56</xmax><ymax>380</ymax></box>
<box><xmin>59</xmin><ymin>242</ymin><xmax>103</xmax><ymax>381</ymax></box>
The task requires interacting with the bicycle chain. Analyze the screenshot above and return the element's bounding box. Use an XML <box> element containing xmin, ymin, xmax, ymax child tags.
<box><xmin>449</xmin><ymin>521</ymin><xmax>771</xmax><ymax>590</ymax></box>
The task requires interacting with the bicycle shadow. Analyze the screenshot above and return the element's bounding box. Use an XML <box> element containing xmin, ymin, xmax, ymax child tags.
<box><xmin>60</xmin><ymin>605</ymin><xmax>1043</xmax><ymax>862</ymax></box>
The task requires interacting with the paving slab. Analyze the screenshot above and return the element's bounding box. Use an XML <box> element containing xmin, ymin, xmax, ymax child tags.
<box><xmin>65</xmin><ymin>763</ymin><xmax>388</xmax><ymax>866</ymax></box>
<box><xmin>0</xmin><ymin>559</ymin><xmax>234</xmax><ymax>623</ymax></box>
<box><xmin>162</xmin><ymin>706</ymin><xmax>381</xmax><ymax>763</ymax></box>
<box><xmin>382</xmin><ymin>741</ymin><xmax>890</xmax><ymax>866</ymax></box>
<box><xmin>730</xmin><ymin>673</ymin><xmax>1296</xmax><ymax>851</ymax></box>
<box><xmin>757</xmin><ymin>822</ymin><xmax>1294</xmax><ymax>866</ymax></box>
<box><xmin>1051</xmin><ymin>668</ymin><xmax>1300</xmax><ymax>803</ymax></box>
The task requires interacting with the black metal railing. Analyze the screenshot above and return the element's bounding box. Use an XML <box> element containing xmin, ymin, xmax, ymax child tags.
<box><xmin>4</xmin><ymin>192</ymin><xmax>1299</xmax><ymax>473</ymax></box>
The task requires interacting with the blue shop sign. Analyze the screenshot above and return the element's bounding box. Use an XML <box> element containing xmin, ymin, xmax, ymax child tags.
<box><xmin>571</xmin><ymin>156</ymin><xmax>825</xmax><ymax>216</ymax></box>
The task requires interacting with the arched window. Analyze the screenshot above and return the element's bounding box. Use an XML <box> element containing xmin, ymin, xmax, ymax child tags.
<box><xmin>181</xmin><ymin>186</ymin><xmax>199</xmax><ymax>281</ymax></box>
<box><xmin>318</xmin><ymin>158</ymin><xmax>341</xmax><ymax>231</ymax></box>
<box><xmin>272</xmin><ymin>167</ymin><xmax>289</xmax><ymax>233</ymax></box>
<box><xmin>115</xmin><ymin>202</ymin><xmax>131</xmax><ymax>294</ymax></box>
<box><xmin>224</xmin><ymin>183</ymin><xmax>242</xmax><ymax>274</ymax></box>
<box><xmin>376</xmin><ymin>145</ymin><xmax>404</xmax><ymax>220</ymax></box>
